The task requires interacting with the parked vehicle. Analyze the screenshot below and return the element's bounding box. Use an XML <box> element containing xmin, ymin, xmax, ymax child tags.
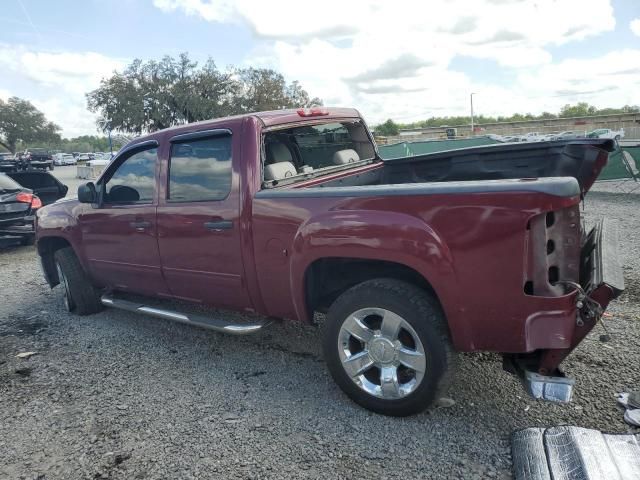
<box><xmin>77</xmin><ymin>153</ymin><xmax>93</xmax><ymax>161</ymax></box>
<box><xmin>23</xmin><ymin>148</ymin><xmax>54</xmax><ymax>170</ymax></box>
<box><xmin>549</xmin><ymin>131</ymin><xmax>584</xmax><ymax>141</ymax></box>
<box><xmin>0</xmin><ymin>173</ymin><xmax>42</xmax><ymax>246</ymax></box>
<box><xmin>35</xmin><ymin>108</ymin><xmax>624</xmax><ymax>416</ymax></box>
<box><xmin>62</xmin><ymin>154</ymin><xmax>77</xmax><ymax>165</ymax></box>
<box><xmin>6</xmin><ymin>171</ymin><xmax>68</xmax><ymax>206</ymax></box>
<box><xmin>587</xmin><ymin>128</ymin><xmax>625</xmax><ymax>141</ymax></box>
<box><xmin>518</xmin><ymin>132</ymin><xmax>545</xmax><ymax>142</ymax></box>
<box><xmin>0</xmin><ymin>152</ymin><xmax>21</xmax><ymax>172</ymax></box>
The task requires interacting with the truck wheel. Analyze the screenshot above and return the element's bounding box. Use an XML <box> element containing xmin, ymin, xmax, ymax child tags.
<box><xmin>53</xmin><ymin>247</ymin><xmax>102</xmax><ymax>315</ymax></box>
<box><xmin>323</xmin><ymin>279</ymin><xmax>455</xmax><ymax>416</ymax></box>
<box><xmin>49</xmin><ymin>163</ymin><xmax>54</xmax><ymax>171</ymax></box>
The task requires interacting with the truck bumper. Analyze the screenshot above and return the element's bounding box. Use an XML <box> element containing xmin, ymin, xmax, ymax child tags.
<box><xmin>519</xmin><ymin>218</ymin><xmax>624</xmax><ymax>402</ymax></box>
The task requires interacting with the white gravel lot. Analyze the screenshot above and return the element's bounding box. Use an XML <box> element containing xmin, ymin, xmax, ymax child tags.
<box><xmin>0</xmin><ymin>175</ymin><xmax>638</xmax><ymax>479</ymax></box>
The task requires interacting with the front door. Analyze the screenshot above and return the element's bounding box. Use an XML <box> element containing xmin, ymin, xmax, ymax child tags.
<box><xmin>79</xmin><ymin>143</ymin><xmax>169</xmax><ymax>296</ymax></box>
<box><xmin>156</xmin><ymin>130</ymin><xmax>250</xmax><ymax>310</ymax></box>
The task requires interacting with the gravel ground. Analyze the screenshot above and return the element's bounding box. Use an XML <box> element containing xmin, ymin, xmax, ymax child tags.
<box><xmin>0</xmin><ymin>189</ymin><xmax>638</xmax><ymax>480</ymax></box>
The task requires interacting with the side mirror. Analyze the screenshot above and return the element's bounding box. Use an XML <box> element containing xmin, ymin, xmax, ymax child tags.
<box><xmin>78</xmin><ymin>182</ymin><xmax>97</xmax><ymax>203</ymax></box>
<box><xmin>60</xmin><ymin>184</ymin><xmax>69</xmax><ymax>197</ymax></box>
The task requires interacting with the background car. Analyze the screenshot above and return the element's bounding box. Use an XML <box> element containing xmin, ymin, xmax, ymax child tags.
<box><xmin>0</xmin><ymin>152</ymin><xmax>20</xmax><ymax>172</ymax></box>
<box><xmin>549</xmin><ymin>131</ymin><xmax>584</xmax><ymax>141</ymax></box>
<box><xmin>587</xmin><ymin>128</ymin><xmax>625</xmax><ymax>140</ymax></box>
<box><xmin>6</xmin><ymin>170</ymin><xmax>68</xmax><ymax>205</ymax></box>
<box><xmin>62</xmin><ymin>154</ymin><xmax>77</xmax><ymax>165</ymax></box>
<box><xmin>22</xmin><ymin>148</ymin><xmax>54</xmax><ymax>170</ymax></box>
<box><xmin>0</xmin><ymin>172</ymin><xmax>43</xmax><ymax>246</ymax></box>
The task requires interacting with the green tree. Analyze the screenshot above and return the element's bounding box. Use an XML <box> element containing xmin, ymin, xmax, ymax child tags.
<box><xmin>0</xmin><ymin>97</ymin><xmax>61</xmax><ymax>153</ymax></box>
<box><xmin>376</xmin><ymin>119</ymin><xmax>400</xmax><ymax>136</ymax></box>
<box><xmin>87</xmin><ymin>53</ymin><xmax>322</xmax><ymax>134</ymax></box>
<box><xmin>559</xmin><ymin>102</ymin><xmax>597</xmax><ymax>118</ymax></box>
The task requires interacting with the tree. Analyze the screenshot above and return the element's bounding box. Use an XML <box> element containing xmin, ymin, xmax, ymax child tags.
<box><xmin>87</xmin><ymin>53</ymin><xmax>322</xmax><ymax>135</ymax></box>
<box><xmin>375</xmin><ymin>119</ymin><xmax>400</xmax><ymax>136</ymax></box>
<box><xmin>0</xmin><ymin>97</ymin><xmax>61</xmax><ymax>153</ymax></box>
<box><xmin>559</xmin><ymin>102</ymin><xmax>597</xmax><ymax>118</ymax></box>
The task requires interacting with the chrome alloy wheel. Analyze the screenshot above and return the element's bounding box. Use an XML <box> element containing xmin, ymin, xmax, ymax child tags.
<box><xmin>338</xmin><ymin>307</ymin><xmax>426</xmax><ymax>399</ymax></box>
<box><xmin>56</xmin><ymin>261</ymin><xmax>73</xmax><ymax>311</ymax></box>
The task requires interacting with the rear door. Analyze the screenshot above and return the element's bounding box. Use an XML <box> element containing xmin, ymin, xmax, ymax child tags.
<box><xmin>78</xmin><ymin>142</ymin><xmax>168</xmax><ymax>296</ymax></box>
<box><xmin>156</xmin><ymin>129</ymin><xmax>251</xmax><ymax>310</ymax></box>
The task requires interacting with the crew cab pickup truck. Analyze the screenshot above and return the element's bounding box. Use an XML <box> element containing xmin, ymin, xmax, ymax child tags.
<box><xmin>35</xmin><ymin>108</ymin><xmax>624</xmax><ymax>416</ymax></box>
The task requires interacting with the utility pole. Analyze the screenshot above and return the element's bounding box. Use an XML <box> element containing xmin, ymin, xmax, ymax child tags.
<box><xmin>470</xmin><ymin>93</ymin><xmax>476</xmax><ymax>137</ymax></box>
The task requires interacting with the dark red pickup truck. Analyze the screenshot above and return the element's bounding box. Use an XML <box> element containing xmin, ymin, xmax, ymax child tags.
<box><xmin>35</xmin><ymin>108</ymin><xmax>624</xmax><ymax>416</ymax></box>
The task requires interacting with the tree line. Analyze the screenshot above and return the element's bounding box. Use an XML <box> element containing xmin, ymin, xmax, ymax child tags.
<box><xmin>86</xmin><ymin>53</ymin><xmax>322</xmax><ymax>135</ymax></box>
<box><xmin>375</xmin><ymin>103</ymin><xmax>640</xmax><ymax>136</ymax></box>
<box><xmin>0</xmin><ymin>53</ymin><xmax>322</xmax><ymax>153</ymax></box>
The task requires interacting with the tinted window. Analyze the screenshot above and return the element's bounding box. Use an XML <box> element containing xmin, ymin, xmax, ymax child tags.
<box><xmin>168</xmin><ymin>135</ymin><xmax>232</xmax><ymax>202</ymax></box>
<box><xmin>0</xmin><ymin>173</ymin><xmax>22</xmax><ymax>191</ymax></box>
<box><xmin>9</xmin><ymin>172</ymin><xmax>58</xmax><ymax>189</ymax></box>
<box><xmin>105</xmin><ymin>148</ymin><xmax>157</xmax><ymax>203</ymax></box>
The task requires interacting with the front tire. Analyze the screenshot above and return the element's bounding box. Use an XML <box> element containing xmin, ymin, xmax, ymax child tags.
<box><xmin>54</xmin><ymin>247</ymin><xmax>102</xmax><ymax>315</ymax></box>
<box><xmin>323</xmin><ymin>279</ymin><xmax>455</xmax><ymax>416</ymax></box>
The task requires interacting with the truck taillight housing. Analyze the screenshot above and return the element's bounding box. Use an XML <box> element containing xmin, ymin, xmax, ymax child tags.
<box><xmin>297</xmin><ymin>107</ymin><xmax>329</xmax><ymax>117</ymax></box>
<box><xmin>16</xmin><ymin>192</ymin><xmax>42</xmax><ymax>209</ymax></box>
<box><xmin>523</xmin><ymin>205</ymin><xmax>581</xmax><ymax>296</ymax></box>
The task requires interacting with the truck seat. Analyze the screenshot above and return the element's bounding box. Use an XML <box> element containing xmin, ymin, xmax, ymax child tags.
<box><xmin>264</xmin><ymin>162</ymin><xmax>297</xmax><ymax>181</ymax></box>
<box><xmin>333</xmin><ymin>149</ymin><xmax>360</xmax><ymax>165</ymax></box>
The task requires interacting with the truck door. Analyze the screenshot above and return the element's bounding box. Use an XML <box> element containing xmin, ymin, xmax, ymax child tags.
<box><xmin>78</xmin><ymin>142</ymin><xmax>169</xmax><ymax>296</ymax></box>
<box><xmin>156</xmin><ymin>129</ymin><xmax>251</xmax><ymax>310</ymax></box>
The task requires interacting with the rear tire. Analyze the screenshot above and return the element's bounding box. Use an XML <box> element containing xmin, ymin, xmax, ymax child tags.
<box><xmin>323</xmin><ymin>278</ymin><xmax>455</xmax><ymax>416</ymax></box>
<box><xmin>54</xmin><ymin>247</ymin><xmax>102</xmax><ymax>315</ymax></box>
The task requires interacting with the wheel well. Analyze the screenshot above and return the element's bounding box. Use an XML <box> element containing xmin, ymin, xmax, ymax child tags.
<box><xmin>37</xmin><ymin>237</ymin><xmax>71</xmax><ymax>287</ymax></box>
<box><xmin>305</xmin><ymin>258</ymin><xmax>440</xmax><ymax>317</ymax></box>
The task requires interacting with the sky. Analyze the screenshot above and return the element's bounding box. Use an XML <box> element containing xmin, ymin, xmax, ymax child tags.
<box><xmin>0</xmin><ymin>0</ymin><xmax>639</xmax><ymax>138</ymax></box>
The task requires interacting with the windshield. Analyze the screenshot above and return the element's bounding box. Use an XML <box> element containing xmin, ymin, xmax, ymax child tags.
<box><xmin>262</xmin><ymin>120</ymin><xmax>376</xmax><ymax>187</ymax></box>
<box><xmin>0</xmin><ymin>173</ymin><xmax>22</xmax><ymax>192</ymax></box>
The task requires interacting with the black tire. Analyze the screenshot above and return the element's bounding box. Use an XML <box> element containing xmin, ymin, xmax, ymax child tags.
<box><xmin>49</xmin><ymin>163</ymin><xmax>54</xmax><ymax>171</ymax></box>
<box><xmin>323</xmin><ymin>278</ymin><xmax>455</xmax><ymax>416</ymax></box>
<box><xmin>53</xmin><ymin>247</ymin><xmax>102</xmax><ymax>315</ymax></box>
<box><xmin>20</xmin><ymin>235</ymin><xmax>35</xmax><ymax>246</ymax></box>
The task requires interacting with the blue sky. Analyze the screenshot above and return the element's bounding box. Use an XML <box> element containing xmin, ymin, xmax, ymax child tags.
<box><xmin>0</xmin><ymin>0</ymin><xmax>638</xmax><ymax>137</ymax></box>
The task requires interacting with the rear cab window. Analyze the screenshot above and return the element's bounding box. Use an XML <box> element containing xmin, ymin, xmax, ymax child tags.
<box><xmin>262</xmin><ymin>120</ymin><xmax>376</xmax><ymax>188</ymax></box>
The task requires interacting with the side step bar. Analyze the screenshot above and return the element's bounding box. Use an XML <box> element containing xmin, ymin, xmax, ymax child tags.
<box><xmin>101</xmin><ymin>294</ymin><xmax>268</xmax><ymax>335</ymax></box>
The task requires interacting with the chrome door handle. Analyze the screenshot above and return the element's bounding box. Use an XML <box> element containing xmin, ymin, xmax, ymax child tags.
<box><xmin>130</xmin><ymin>220</ymin><xmax>151</xmax><ymax>231</ymax></box>
<box><xmin>203</xmin><ymin>220</ymin><xmax>233</xmax><ymax>231</ymax></box>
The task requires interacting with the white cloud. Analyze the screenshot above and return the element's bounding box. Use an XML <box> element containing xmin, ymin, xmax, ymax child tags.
<box><xmin>153</xmin><ymin>0</ymin><xmax>627</xmax><ymax>124</ymax></box>
<box><xmin>631</xmin><ymin>18</ymin><xmax>640</xmax><ymax>37</ymax></box>
<box><xmin>0</xmin><ymin>45</ymin><xmax>125</xmax><ymax>137</ymax></box>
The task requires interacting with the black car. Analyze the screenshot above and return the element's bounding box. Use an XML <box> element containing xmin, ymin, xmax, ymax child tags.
<box><xmin>22</xmin><ymin>148</ymin><xmax>54</xmax><ymax>170</ymax></box>
<box><xmin>0</xmin><ymin>152</ymin><xmax>20</xmax><ymax>172</ymax></box>
<box><xmin>6</xmin><ymin>170</ymin><xmax>68</xmax><ymax>206</ymax></box>
<box><xmin>0</xmin><ymin>173</ymin><xmax>43</xmax><ymax>247</ymax></box>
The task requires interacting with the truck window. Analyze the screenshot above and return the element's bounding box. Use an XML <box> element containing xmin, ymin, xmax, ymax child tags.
<box><xmin>262</xmin><ymin>120</ymin><xmax>375</xmax><ymax>186</ymax></box>
<box><xmin>168</xmin><ymin>135</ymin><xmax>232</xmax><ymax>202</ymax></box>
<box><xmin>103</xmin><ymin>148</ymin><xmax>157</xmax><ymax>204</ymax></box>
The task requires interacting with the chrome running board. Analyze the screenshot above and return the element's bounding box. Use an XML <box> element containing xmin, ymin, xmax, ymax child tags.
<box><xmin>101</xmin><ymin>293</ymin><xmax>267</xmax><ymax>335</ymax></box>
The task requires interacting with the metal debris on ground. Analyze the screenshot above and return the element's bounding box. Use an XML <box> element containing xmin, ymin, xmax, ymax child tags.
<box><xmin>617</xmin><ymin>391</ymin><xmax>640</xmax><ymax>427</ymax></box>
<box><xmin>15</xmin><ymin>351</ymin><xmax>37</xmax><ymax>359</ymax></box>
<box><xmin>512</xmin><ymin>426</ymin><xmax>640</xmax><ymax>480</ymax></box>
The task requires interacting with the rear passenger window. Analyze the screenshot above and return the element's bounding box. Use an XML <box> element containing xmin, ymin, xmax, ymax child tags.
<box><xmin>168</xmin><ymin>135</ymin><xmax>232</xmax><ymax>202</ymax></box>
